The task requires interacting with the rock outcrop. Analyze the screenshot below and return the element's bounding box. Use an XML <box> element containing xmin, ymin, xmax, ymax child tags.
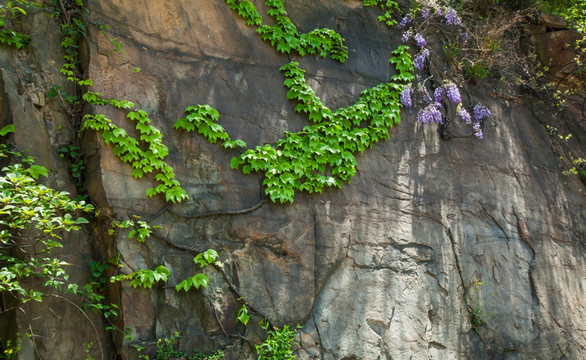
<box><xmin>1</xmin><ymin>1</ymin><xmax>584</xmax><ymax>359</ymax></box>
<box><xmin>524</xmin><ymin>11</ymin><xmax>583</xmax><ymax>80</ymax></box>
<box><xmin>0</xmin><ymin>8</ymin><xmax>114</xmax><ymax>360</ymax></box>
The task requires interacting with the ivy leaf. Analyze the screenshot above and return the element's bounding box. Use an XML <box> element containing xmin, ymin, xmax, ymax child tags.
<box><xmin>165</xmin><ymin>187</ymin><xmax>188</xmax><ymax>203</ymax></box>
<box><xmin>230</xmin><ymin>156</ymin><xmax>244</xmax><ymax>169</ymax></box>
<box><xmin>131</xmin><ymin>167</ymin><xmax>144</xmax><ymax>179</ymax></box>
<box><xmin>145</xmin><ymin>187</ymin><xmax>157</xmax><ymax>198</ymax></box>
<box><xmin>203</xmin><ymin>249</ymin><xmax>218</xmax><ymax>263</ymax></box>
<box><xmin>191</xmin><ymin>273</ymin><xmax>209</xmax><ymax>289</ymax></box>
<box><xmin>234</xmin><ymin>139</ymin><xmax>247</xmax><ymax>148</ymax></box>
<box><xmin>237</xmin><ymin>304</ymin><xmax>249</xmax><ymax>326</ymax></box>
<box><xmin>175</xmin><ymin>278</ymin><xmax>192</xmax><ymax>292</ymax></box>
<box><xmin>0</xmin><ymin>124</ymin><xmax>15</xmax><ymax>136</ymax></box>
<box><xmin>78</xmin><ymin>79</ymin><xmax>93</xmax><ymax>87</ymax></box>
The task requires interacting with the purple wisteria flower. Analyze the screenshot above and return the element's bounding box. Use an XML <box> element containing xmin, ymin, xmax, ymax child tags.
<box><xmin>417</xmin><ymin>102</ymin><xmax>443</xmax><ymax>125</ymax></box>
<box><xmin>472</xmin><ymin>104</ymin><xmax>491</xmax><ymax>121</ymax></box>
<box><xmin>414</xmin><ymin>33</ymin><xmax>427</xmax><ymax>48</ymax></box>
<box><xmin>443</xmin><ymin>82</ymin><xmax>461</xmax><ymax>103</ymax></box>
<box><xmin>413</xmin><ymin>48</ymin><xmax>429</xmax><ymax>70</ymax></box>
<box><xmin>434</xmin><ymin>87</ymin><xmax>443</xmax><ymax>103</ymax></box>
<box><xmin>456</xmin><ymin>105</ymin><xmax>471</xmax><ymax>124</ymax></box>
<box><xmin>435</xmin><ymin>7</ymin><xmax>443</xmax><ymax>16</ymax></box>
<box><xmin>400</xmin><ymin>86</ymin><xmax>413</xmax><ymax>109</ymax></box>
<box><xmin>402</xmin><ymin>29</ymin><xmax>413</xmax><ymax>43</ymax></box>
<box><xmin>473</xmin><ymin>122</ymin><xmax>483</xmax><ymax>139</ymax></box>
<box><xmin>444</xmin><ymin>8</ymin><xmax>462</xmax><ymax>26</ymax></box>
<box><xmin>421</xmin><ymin>7</ymin><xmax>431</xmax><ymax>18</ymax></box>
<box><xmin>399</xmin><ymin>16</ymin><xmax>411</xmax><ymax>28</ymax></box>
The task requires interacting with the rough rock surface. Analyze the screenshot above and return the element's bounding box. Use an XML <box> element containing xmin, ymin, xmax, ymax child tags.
<box><xmin>1</xmin><ymin>0</ymin><xmax>585</xmax><ymax>359</ymax></box>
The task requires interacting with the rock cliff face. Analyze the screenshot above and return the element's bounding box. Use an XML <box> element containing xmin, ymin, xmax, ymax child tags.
<box><xmin>1</xmin><ymin>0</ymin><xmax>584</xmax><ymax>359</ymax></box>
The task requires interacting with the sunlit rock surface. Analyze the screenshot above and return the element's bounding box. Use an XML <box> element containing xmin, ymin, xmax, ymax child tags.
<box><xmin>1</xmin><ymin>1</ymin><xmax>584</xmax><ymax>359</ymax></box>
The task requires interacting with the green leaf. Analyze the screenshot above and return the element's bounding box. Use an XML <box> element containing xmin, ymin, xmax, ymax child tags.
<box><xmin>203</xmin><ymin>249</ymin><xmax>218</xmax><ymax>263</ymax></box>
<box><xmin>191</xmin><ymin>273</ymin><xmax>209</xmax><ymax>289</ymax></box>
<box><xmin>234</xmin><ymin>139</ymin><xmax>247</xmax><ymax>148</ymax></box>
<box><xmin>131</xmin><ymin>167</ymin><xmax>144</xmax><ymax>179</ymax></box>
<box><xmin>175</xmin><ymin>278</ymin><xmax>192</xmax><ymax>292</ymax></box>
<box><xmin>0</xmin><ymin>124</ymin><xmax>15</xmax><ymax>136</ymax></box>
<box><xmin>145</xmin><ymin>187</ymin><xmax>157</xmax><ymax>197</ymax></box>
<box><xmin>230</xmin><ymin>156</ymin><xmax>244</xmax><ymax>169</ymax></box>
<box><xmin>28</xmin><ymin>165</ymin><xmax>49</xmax><ymax>179</ymax></box>
<box><xmin>154</xmin><ymin>265</ymin><xmax>171</xmax><ymax>279</ymax></box>
<box><xmin>237</xmin><ymin>304</ymin><xmax>249</xmax><ymax>326</ymax></box>
<box><xmin>78</xmin><ymin>79</ymin><xmax>93</xmax><ymax>87</ymax></box>
<box><xmin>76</xmin><ymin>217</ymin><xmax>89</xmax><ymax>224</ymax></box>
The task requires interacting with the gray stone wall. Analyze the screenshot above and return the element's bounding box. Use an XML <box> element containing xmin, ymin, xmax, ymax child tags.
<box><xmin>1</xmin><ymin>1</ymin><xmax>584</xmax><ymax>359</ymax></box>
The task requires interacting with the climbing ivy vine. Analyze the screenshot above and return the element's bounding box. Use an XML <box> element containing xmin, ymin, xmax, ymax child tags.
<box><xmin>80</xmin><ymin>83</ymin><xmax>188</xmax><ymax>203</ymax></box>
<box><xmin>233</xmin><ymin>47</ymin><xmax>411</xmax><ymax>203</ymax></box>
<box><xmin>176</xmin><ymin>0</ymin><xmax>411</xmax><ymax>203</ymax></box>
<box><xmin>174</xmin><ymin>105</ymin><xmax>247</xmax><ymax>150</ymax></box>
<box><xmin>43</xmin><ymin>0</ymin><xmax>189</xmax><ymax>204</ymax></box>
<box><xmin>225</xmin><ymin>0</ymin><xmax>348</xmax><ymax>62</ymax></box>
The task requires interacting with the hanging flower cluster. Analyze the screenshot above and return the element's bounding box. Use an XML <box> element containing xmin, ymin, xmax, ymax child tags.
<box><xmin>400</xmin><ymin>79</ymin><xmax>489</xmax><ymax>139</ymax></box>
<box><xmin>471</xmin><ymin>104</ymin><xmax>492</xmax><ymax>139</ymax></box>
<box><xmin>413</xmin><ymin>48</ymin><xmax>430</xmax><ymax>70</ymax></box>
<box><xmin>398</xmin><ymin>0</ymin><xmax>490</xmax><ymax>139</ymax></box>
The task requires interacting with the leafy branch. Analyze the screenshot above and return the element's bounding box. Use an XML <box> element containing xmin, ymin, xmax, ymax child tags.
<box><xmin>81</xmin><ymin>82</ymin><xmax>188</xmax><ymax>203</ymax></box>
<box><xmin>174</xmin><ymin>105</ymin><xmax>247</xmax><ymax>150</ymax></box>
<box><xmin>180</xmin><ymin>45</ymin><xmax>411</xmax><ymax>203</ymax></box>
<box><xmin>0</xmin><ymin>1</ymin><xmax>39</xmax><ymax>49</ymax></box>
<box><xmin>224</xmin><ymin>0</ymin><xmax>348</xmax><ymax>62</ymax></box>
<box><xmin>110</xmin><ymin>265</ymin><xmax>171</xmax><ymax>289</ymax></box>
<box><xmin>229</xmin><ymin>46</ymin><xmax>412</xmax><ymax>203</ymax></box>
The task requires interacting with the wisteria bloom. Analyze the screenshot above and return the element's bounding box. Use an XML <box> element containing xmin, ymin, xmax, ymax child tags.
<box><xmin>444</xmin><ymin>8</ymin><xmax>462</xmax><ymax>26</ymax></box>
<box><xmin>473</xmin><ymin>122</ymin><xmax>483</xmax><ymax>139</ymax></box>
<box><xmin>421</xmin><ymin>7</ymin><xmax>431</xmax><ymax>18</ymax></box>
<box><xmin>413</xmin><ymin>48</ymin><xmax>429</xmax><ymax>70</ymax></box>
<box><xmin>399</xmin><ymin>16</ymin><xmax>411</xmax><ymax>28</ymax></box>
<box><xmin>402</xmin><ymin>29</ymin><xmax>413</xmax><ymax>43</ymax></box>
<box><xmin>434</xmin><ymin>87</ymin><xmax>443</xmax><ymax>103</ymax></box>
<box><xmin>456</xmin><ymin>105</ymin><xmax>471</xmax><ymax>124</ymax></box>
<box><xmin>414</xmin><ymin>33</ymin><xmax>427</xmax><ymax>48</ymax></box>
<box><xmin>417</xmin><ymin>102</ymin><xmax>443</xmax><ymax>125</ymax></box>
<box><xmin>472</xmin><ymin>104</ymin><xmax>491</xmax><ymax>121</ymax></box>
<box><xmin>435</xmin><ymin>7</ymin><xmax>443</xmax><ymax>16</ymax></box>
<box><xmin>400</xmin><ymin>86</ymin><xmax>413</xmax><ymax>109</ymax></box>
<box><xmin>443</xmin><ymin>82</ymin><xmax>461</xmax><ymax>103</ymax></box>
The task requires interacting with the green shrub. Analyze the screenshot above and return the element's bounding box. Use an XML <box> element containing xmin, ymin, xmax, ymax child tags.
<box><xmin>151</xmin><ymin>333</ymin><xmax>224</xmax><ymax>360</ymax></box>
<box><xmin>463</xmin><ymin>61</ymin><xmax>491</xmax><ymax>82</ymax></box>
<box><xmin>256</xmin><ymin>323</ymin><xmax>301</xmax><ymax>360</ymax></box>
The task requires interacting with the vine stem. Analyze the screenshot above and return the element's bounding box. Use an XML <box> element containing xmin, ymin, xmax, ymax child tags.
<box><xmin>205</xmin><ymin>295</ymin><xmax>255</xmax><ymax>349</ymax></box>
<box><xmin>215</xmin><ymin>264</ymin><xmax>271</xmax><ymax>321</ymax></box>
<box><xmin>57</xmin><ymin>0</ymin><xmax>68</xmax><ymax>24</ymax></box>
<box><xmin>150</xmin><ymin>232</ymin><xmax>206</xmax><ymax>253</ymax></box>
<box><xmin>148</xmin><ymin>198</ymin><xmax>266</xmax><ymax>222</ymax></box>
<box><xmin>150</xmin><ymin>232</ymin><xmax>272</xmax><ymax>322</ymax></box>
<box><xmin>46</xmin><ymin>294</ymin><xmax>105</xmax><ymax>360</ymax></box>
